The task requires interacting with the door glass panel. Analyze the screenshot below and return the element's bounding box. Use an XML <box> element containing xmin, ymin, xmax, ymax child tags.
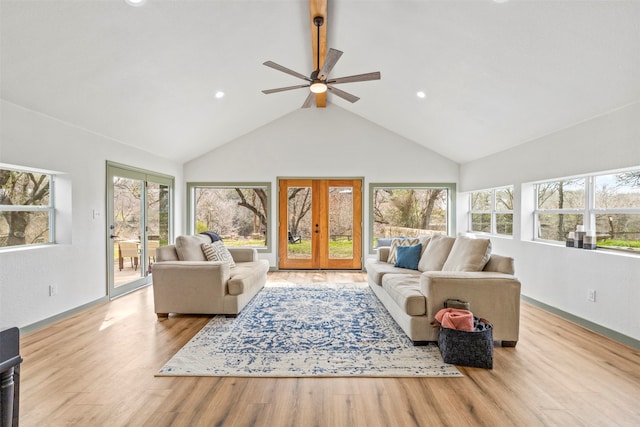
<box><xmin>113</xmin><ymin>176</ymin><xmax>143</xmax><ymax>287</ymax></box>
<box><xmin>328</xmin><ymin>186</ymin><xmax>353</xmax><ymax>259</ymax></box>
<box><xmin>287</xmin><ymin>186</ymin><xmax>312</xmax><ymax>259</ymax></box>
<box><xmin>147</xmin><ymin>181</ymin><xmax>170</xmax><ymax>274</ymax></box>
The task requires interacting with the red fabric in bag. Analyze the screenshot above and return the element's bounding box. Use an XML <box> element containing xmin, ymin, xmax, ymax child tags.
<box><xmin>435</xmin><ymin>308</ymin><xmax>474</xmax><ymax>332</ymax></box>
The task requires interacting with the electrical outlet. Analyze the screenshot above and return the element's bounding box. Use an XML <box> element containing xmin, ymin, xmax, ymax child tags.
<box><xmin>49</xmin><ymin>284</ymin><xmax>58</xmax><ymax>296</ymax></box>
<box><xmin>587</xmin><ymin>289</ymin><xmax>596</xmax><ymax>302</ymax></box>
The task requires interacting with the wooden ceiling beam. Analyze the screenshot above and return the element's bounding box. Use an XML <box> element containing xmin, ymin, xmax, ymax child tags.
<box><xmin>310</xmin><ymin>0</ymin><xmax>327</xmax><ymax>108</ymax></box>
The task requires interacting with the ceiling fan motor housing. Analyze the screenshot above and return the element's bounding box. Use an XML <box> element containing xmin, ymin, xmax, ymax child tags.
<box><xmin>261</xmin><ymin>12</ymin><xmax>380</xmax><ymax>107</ymax></box>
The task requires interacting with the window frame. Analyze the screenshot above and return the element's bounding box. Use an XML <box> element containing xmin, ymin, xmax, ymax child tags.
<box><xmin>187</xmin><ymin>182</ymin><xmax>272</xmax><ymax>253</ymax></box>
<box><xmin>368</xmin><ymin>182</ymin><xmax>456</xmax><ymax>254</ymax></box>
<box><xmin>0</xmin><ymin>165</ymin><xmax>55</xmax><ymax>249</ymax></box>
<box><xmin>534</xmin><ymin>168</ymin><xmax>640</xmax><ymax>252</ymax></box>
<box><xmin>534</xmin><ymin>178</ymin><xmax>586</xmax><ymax>244</ymax></box>
<box><xmin>468</xmin><ymin>186</ymin><xmax>514</xmax><ymax>237</ymax></box>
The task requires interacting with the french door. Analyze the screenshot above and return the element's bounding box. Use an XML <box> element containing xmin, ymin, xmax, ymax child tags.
<box><xmin>278</xmin><ymin>179</ymin><xmax>362</xmax><ymax>269</ymax></box>
<box><xmin>106</xmin><ymin>162</ymin><xmax>173</xmax><ymax>299</ymax></box>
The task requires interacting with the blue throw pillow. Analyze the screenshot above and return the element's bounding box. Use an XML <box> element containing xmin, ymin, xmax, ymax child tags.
<box><xmin>394</xmin><ymin>244</ymin><xmax>422</xmax><ymax>270</ymax></box>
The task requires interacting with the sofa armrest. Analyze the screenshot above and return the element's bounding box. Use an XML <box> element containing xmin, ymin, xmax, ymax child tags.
<box><xmin>420</xmin><ymin>271</ymin><xmax>521</xmax><ymax>341</ymax></box>
<box><xmin>376</xmin><ymin>247</ymin><xmax>390</xmax><ymax>263</ymax></box>
<box><xmin>227</xmin><ymin>247</ymin><xmax>258</xmax><ymax>263</ymax></box>
<box><xmin>152</xmin><ymin>261</ymin><xmax>231</xmax><ymax>288</ymax></box>
<box><xmin>151</xmin><ymin>261</ymin><xmax>232</xmax><ymax>314</ymax></box>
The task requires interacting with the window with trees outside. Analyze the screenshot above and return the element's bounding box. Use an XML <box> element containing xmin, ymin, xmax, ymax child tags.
<box><xmin>469</xmin><ymin>186</ymin><xmax>513</xmax><ymax>236</ymax></box>
<box><xmin>188</xmin><ymin>183</ymin><xmax>270</xmax><ymax>251</ymax></box>
<box><xmin>1</xmin><ymin>166</ymin><xmax>53</xmax><ymax>248</ymax></box>
<box><xmin>370</xmin><ymin>183</ymin><xmax>455</xmax><ymax>252</ymax></box>
<box><xmin>535</xmin><ymin>169</ymin><xmax>640</xmax><ymax>253</ymax></box>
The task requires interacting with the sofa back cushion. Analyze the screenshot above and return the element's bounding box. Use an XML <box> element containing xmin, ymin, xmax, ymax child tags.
<box><xmin>156</xmin><ymin>245</ymin><xmax>179</xmax><ymax>262</ymax></box>
<box><xmin>418</xmin><ymin>234</ymin><xmax>456</xmax><ymax>271</ymax></box>
<box><xmin>442</xmin><ymin>236</ymin><xmax>492</xmax><ymax>272</ymax></box>
<box><xmin>175</xmin><ymin>234</ymin><xmax>210</xmax><ymax>261</ymax></box>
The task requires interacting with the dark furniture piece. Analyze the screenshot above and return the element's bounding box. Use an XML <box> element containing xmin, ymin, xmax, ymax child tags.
<box><xmin>288</xmin><ymin>231</ymin><xmax>301</xmax><ymax>244</ymax></box>
<box><xmin>1</xmin><ymin>327</ymin><xmax>21</xmax><ymax>427</ymax></box>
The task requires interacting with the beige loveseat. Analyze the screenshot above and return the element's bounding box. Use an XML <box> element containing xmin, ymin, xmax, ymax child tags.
<box><xmin>365</xmin><ymin>235</ymin><xmax>521</xmax><ymax>346</ymax></box>
<box><xmin>151</xmin><ymin>234</ymin><xmax>269</xmax><ymax>318</ymax></box>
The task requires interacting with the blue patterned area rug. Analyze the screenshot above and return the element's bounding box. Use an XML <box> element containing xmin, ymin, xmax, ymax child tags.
<box><xmin>157</xmin><ymin>283</ymin><xmax>461</xmax><ymax>377</ymax></box>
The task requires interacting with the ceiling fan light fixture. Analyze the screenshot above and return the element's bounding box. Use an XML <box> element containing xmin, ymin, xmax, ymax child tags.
<box><xmin>309</xmin><ymin>80</ymin><xmax>327</xmax><ymax>93</ymax></box>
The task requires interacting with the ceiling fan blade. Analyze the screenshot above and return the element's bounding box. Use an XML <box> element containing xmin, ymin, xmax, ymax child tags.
<box><xmin>328</xmin><ymin>71</ymin><xmax>381</xmax><ymax>85</ymax></box>
<box><xmin>327</xmin><ymin>86</ymin><xmax>360</xmax><ymax>103</ymax></box>
<box><xmin>262</xmin><ymin>84</ymin><xmax>310</xmax><ymax>94</ymax></box>
<box><xmin>302</xmin><ymin>91</ymin><xmax>315</xmax><ymax>108</ymax></box>
<box><xmin>317</xmin><ymin>48</ymin><xmax>343</xmax><ymax>81</ymax></box>
<box><xmin>263</xmin><ymin>61</ymin><xmax>311</xmax><ymax>82</ymax></box>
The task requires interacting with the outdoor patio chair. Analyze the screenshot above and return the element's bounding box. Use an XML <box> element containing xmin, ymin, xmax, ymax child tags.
<box><xmin>288</xmin><ymin>231</ymin><xmax>302</xmax><ymax>244</ymax></box>
<box><xmin>118</xmin><ymin>241</ymin><xmax>139</xmax><ymax>271</ymax></box>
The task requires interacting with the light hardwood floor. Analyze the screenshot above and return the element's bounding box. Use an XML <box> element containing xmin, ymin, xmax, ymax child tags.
<box><xmin>18</xmin><ymin>272</ymin><xmax>640</xmax><ymax>426</ymax></box>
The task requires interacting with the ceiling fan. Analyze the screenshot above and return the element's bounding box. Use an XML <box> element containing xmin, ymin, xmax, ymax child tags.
<box><xmin>261</xmin><ymin>16</ymin><xmax>381</xmax><ymax>108</ymax></box>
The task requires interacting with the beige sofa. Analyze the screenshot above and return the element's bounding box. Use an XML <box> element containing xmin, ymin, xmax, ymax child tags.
<box><xmin>151</xmin><ymin>234</ymin><xmax>269</xmax><ymax>318</ymax></box>
<box><xmin>365</xmin><ymin>235</ymin><xmax>521</xmax><ymax>346</ymax></box>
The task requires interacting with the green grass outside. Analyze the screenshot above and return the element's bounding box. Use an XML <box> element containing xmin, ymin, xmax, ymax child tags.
<box><xmin>287</xmin><ymin>239</ymin><xmax>354</xmax><ymax>258</ymax></box>
<box><xmin>598</xmin><ymin>239</ymin><xmax>640</xmax><ymax>249</ymax></box>
<box><xmin>223</xmin><ymin>238</ymin><xmax>353</xmax><ymax>257</ymax></box>
<box><xmin>223</xmin><ymin>239</ymin><xmax>266</xmax><ymax>247</ymax></box>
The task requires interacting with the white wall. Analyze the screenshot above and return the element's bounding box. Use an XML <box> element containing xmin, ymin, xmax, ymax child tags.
<box><xmin>460</xmin><ymin>102</ymin><xmax>640</xmax><ymax>342</ymax></box>
<box><xmin>0</xmin><ymin>101</ymin><xmax>184</xmax><ymax>330</ymax></box>
<box><xmin>185</xmin><ymin>106</ymin><xmax>460</xmax><ymax>266</ymax></box>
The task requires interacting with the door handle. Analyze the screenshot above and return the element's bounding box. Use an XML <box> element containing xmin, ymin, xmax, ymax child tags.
<box><xmin>110</xmin><ymin>235</ymin><xmax>119</xmax><ymax>239</ymax></box>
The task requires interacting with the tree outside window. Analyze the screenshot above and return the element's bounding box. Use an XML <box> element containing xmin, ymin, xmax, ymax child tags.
<box><xmin>536</xmin><ymin>178</ymin><xmax>585</xmax><ymax>242</ymax></box>
<box><xmin>371</xmin><ymin>184</ymin><xmax>452</xmax><ymax>249</ymax></box>
<box><xmin>535</xmin><ymin>170</ymin><xmax>640</xmax><ymax>251</ymax></box>
<box><xmin>469</xmin><ymin>186</ymin><xmax>514</xmax><ymax>236</ymax></box>
<box><xmin>0</xmin><ymin>167</ymin><xmax>52</xmax><ymax>248</ymax></box>
<box><xmin>593</xmin><ymin>171</ymin><xmax>640</xmax><ymax>250</ymax></box>
<box><xmin>190</xmin><ymin>184</ymin><xmax>270</xmax><ymax>248</ymax></box>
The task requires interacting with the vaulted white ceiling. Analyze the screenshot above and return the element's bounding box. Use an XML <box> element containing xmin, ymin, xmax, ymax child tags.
<box><xmin>2</xmin><ymin>0</ymin><xmax>639</xmax><ymax>164</ymax></box>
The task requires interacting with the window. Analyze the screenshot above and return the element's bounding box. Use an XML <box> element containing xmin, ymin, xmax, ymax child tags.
<box><xmin>369</xmin><ymin>183</ymin><xmax>456</xmax><ymax>251</ymax></box>
<box><xmin>592</xmin><ymin>170</ymin><xmax>640</xmax><ymax>250</ymax></box>
<box><xmin>534</xmin><ymin>168</ymin><xmax>640</xmax><ymax>252</ymax></box>
<box><xmin>535</xmin><ymin>178</ymin><xmax>585</xmax><ymax>242</ymax></box>
<box><xmin>469</xmin><ymin>186</ymin><xmax>514</xmax><ymax>236</ymax></box>
<box><xmin>0</xmin><ymin>166</ymin><xmax>53</xmax><ymax>248</ymax></box>
<box><xmin>187</xmin><ymin>183</ymin><xmax>271</xmax><ymax>251</ymax></box>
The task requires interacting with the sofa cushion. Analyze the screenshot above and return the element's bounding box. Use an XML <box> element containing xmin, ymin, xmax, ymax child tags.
<box><xmin>388</xmin><ymin>237</ymin><xmax>421</xmax><ymax>265</ymax></box>
<box><xmin>381</xmin><ymin>274</ymin><xmax>426</xmax><ymax>316</ymax></box>
<box><xmin>394</xmin><ymin>244</ymin><xmax>422</xmax><ymax>270</ymax></box>
<box><xmin>202</xmin><ymin>241</ymin><xmax>236</xmax><ymax>268</ymax></box>
<box><xmin>418</xmin><ymin>234</ymin><xmax>456</xmax><ymax>271</ymax></box>
<box><xmin>442</xmin><ymin>236</ymin><xmax>492</xmax><ymax>272</ymax></box>
<box><xmin>417</xmin><ymin>235</ymin><xmax>432</xmax><ymax>251</ymax></box>
<box><xmin>227</xmin><ymin>260</ymin><xmax>270</xmax><ymax>295</ymax></box>
<box><xmin>175</xmin><ymin>234</ymin><xmax>210</xmax><ymax>261</ymax></box>
<box><xmin>365</xmin><ymin>258</ymin><xmax>421</xmax><ymax>286</ymax></box>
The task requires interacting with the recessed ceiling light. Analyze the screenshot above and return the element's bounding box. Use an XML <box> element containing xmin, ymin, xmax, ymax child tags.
<box><xmin>125</xmin><ymin>0</ymin><xmax>146</xmax><ymax>7</ymax></box>
<box><xmin>416</xmin><ymin>91</ymin><xmax>426</xmax><ymax>99</ymax></box>
<box><xmin>215</xmin><ymin>91</ymin><xmax>225</xmax><ymax>99</ymax></box>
